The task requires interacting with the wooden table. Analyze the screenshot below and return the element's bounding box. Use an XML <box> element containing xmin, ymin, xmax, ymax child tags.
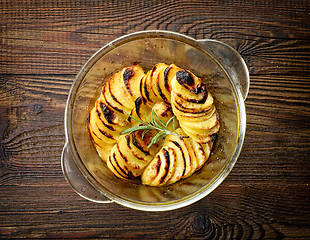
<box><xmin>1</xmin><ymin>1</ymin><xmax>309</xmax><ymax>239</ymax></box>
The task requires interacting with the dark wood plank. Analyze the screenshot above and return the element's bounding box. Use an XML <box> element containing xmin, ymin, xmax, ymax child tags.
<box><xmin>0</xmin><ymin>184</ymin><xmax>309</xmax><ymax>239</ymax></box>
<box><xmin>1</xmin><ymin>1</ymin><xmax>309</xmax><ymax>75</ymax></box>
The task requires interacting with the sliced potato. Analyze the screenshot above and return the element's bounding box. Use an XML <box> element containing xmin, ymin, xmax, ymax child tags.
<box><xmin>182</xmin><ymin>137</ymin><xmax>199</xmax><ymax>176</ymax></box>
<box><xmin>171</xmin><ymin>87</ymin><xmax>214</xmax><ymax>112</ymax></box>
<box><xmin>171</xmin><ymin>78</ymin><xmax>207</xmax><ymax>103</ymax></box>
<box><xmin>180</xmin><ymin>119</ymin><xmax>219</xmax><ymax>137</ymax></box>
<box><xmin>190</xmin><ymin>138</ymin><xmax>209</xmax><ymax>169</ymax></box>
<box><xmin>108</xmin><ymin>143</ymin><xmax>144</xmax><ymax>179</ymax></box>
<box><xmin>101</xmin><ymin>82</ymin><xmax>126</xmax><ymax>114</ymax></box>
<box><xmin>96</xmin><ymin>100</ymin><xmax>129</xmax><ymax>132</ymax></box>
<box><xmin>129</xmin><ymin>130</ymin><xmax>162</xmax><ymax>157</ymax></box>
<box><xmin>141</xmin><ymin>149</ymin><xmax>168</xmax><ymax>186</ymax></box>
<box><xmin>171</xmin><ymin>69</ymin><xmax>203</xmax><ymax>95</ymax></box>
<box><xmin>180</xmin><ymin>111</ymin><xmax>218</xmax><ymax>130</ymax></box>
<box><xmin>174</xmin><ymin>128</ymin><xmax>199</xmax><ymax>177</ymax></box>
<box><xmin>89</xmin><ymin>107</ymin><xmax>118</xmax><ymax>144</ymax></box>
<box><xmin>117</xmin><ymin>130</ymin><xmax>160</xmax><ymax>170</ymax></box>
<box><xmin>107</xmin><ymin>128</ymin><xmax>162</xmax><ymax>180</ymax></box>
<box><xmin>164</xmin><ymin>140</ymin><xmax>186</xmax><ymax>185</ymax></box>
<box><xmin>140</xmin><ymin>71</ymin><xmax>159</xmax><ymax>106</ymax></box>
<box><xmin>134</xmin><ymin>96</ymin><xmax>153</xmax><ymax>123</ymax></box>
<box><xmin>142</xmin><ymin>146</ymin><xmax>178</xmax><ymax>186</ymax></box>
<box><xmin>156</xmin><ymin>64</ymin><xmax>183</xmax><ymax>103</ymax></box>
<box><xmin>107</xmin><ymin>146</ymin><xmax>129</xmax><ymax>179</ymax></box>
<box><xmin>171</xmin><ymin>101</ymin><xmax>214</xmax><ymax>122</ymax></box>
<box><xmin>172</xmin><ymin>105</ymin><xmax>216</xmax><ymax>122</ymax></box>
<box><xmin>179</xmin><ymin>123</ymin><xmax>219</xmax><ymax>143</ymax></box>
<box><xmin>94</xmin><ymin>143</ymin><xmax>115</xmax><ymax>163</ymax></box>
<box><xmin>121</xmin><ymin>64</ymin><xmax>145</xmax><ymax>99</ymax></box>
<box><xmin>159</xmin><ymin>147</ymin><xmax>177</xmax><ymax>185</ymax></box>
<box><xmin>164</xmin><ymin>133</ymin><xmax>192</xmax><ymax>179</ymax></box>
<box><xmin>91</xmin><ymin>106</ymin><xmax>122</xmax><ymax>137</ymax></box>
<box><xmin>95</xmin><ymin>99</ymin><xmax>130</xmax><ymax>127</ymax></box>
<box><xmin>116</xmin><ymin>134</ymin><xmax>149</xmax><ymax>170</ymax></box>
<box><xmin>107</xmin><ymin>71</ymin><xmax>131</xmax><ymax>109</ymax></box>
<box><xmin>170</xmin><ymin>72</ymin><xmax>219</xmax><ymax>144</ymax></box>
<box><xmin>109</xmin><ymin>70</ymin><xmax>135</xmax><ymax>110</ymax></box>
<box><xmin>89</xmin><ymin>123</ymin><xmax>112</xmax><ymax>149</ymax></box>
<box><xmin>152</xmin><ymin>101</ymin><xmax>179</xmax><ymax>131</ymax></box>
<box><xmin>149</xmin><ymin>63</ymin><xmax>169</xmax><ymax>100</ymax></box>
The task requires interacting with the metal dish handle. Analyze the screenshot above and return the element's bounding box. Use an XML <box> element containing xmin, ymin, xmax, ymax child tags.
<box><xmin>61</xmin><ymin>143</ymin><xmax>113</xmax><ymax>204</ymax></box>
<box><xmin>197</xmin><ymin>39</ymin><xmax>250</xmax><ymax>101</ymax></box>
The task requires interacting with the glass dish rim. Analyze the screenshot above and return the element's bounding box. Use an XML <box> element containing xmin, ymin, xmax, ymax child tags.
<box><xmin>63</xmin><ymin>30</ymin><xmax>247</xmax><ymax>211</ymax></box>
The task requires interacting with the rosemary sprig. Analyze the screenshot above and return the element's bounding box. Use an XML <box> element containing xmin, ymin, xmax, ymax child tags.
<box><xmin>121</xmin><ymin>109</ymin><xmax>184</xmax><ymax>148</ymax></box>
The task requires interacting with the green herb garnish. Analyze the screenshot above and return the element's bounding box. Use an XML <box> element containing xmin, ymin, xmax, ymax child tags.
<box><xmin>121</xmin><ymin>109</ymin><xmax>184</xmax><ymax>148</ymax></box>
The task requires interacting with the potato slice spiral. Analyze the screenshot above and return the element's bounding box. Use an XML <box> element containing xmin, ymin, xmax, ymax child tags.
<box><xmin>89</xmin><ymin>63</ymin><xmax>220</xmax><ymax>186</ymax></box>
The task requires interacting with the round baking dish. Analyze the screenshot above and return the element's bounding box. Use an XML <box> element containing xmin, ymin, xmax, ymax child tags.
<box><xmin>61</xmin><ymin>30</ymin><xmax>249</xmax><ymax>211</ymax></box>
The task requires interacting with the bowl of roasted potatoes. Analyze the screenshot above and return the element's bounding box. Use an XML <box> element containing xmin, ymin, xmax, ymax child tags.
<box><xmin>61</xmin><ymin>30</ymin><xmax>249</xmax><ymax>211</ymax></box>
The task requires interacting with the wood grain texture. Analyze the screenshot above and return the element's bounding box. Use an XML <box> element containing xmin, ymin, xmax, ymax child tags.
<box><xmin>1</xmin><ymin>0</ymin><xmax>310</xmax><ymax>239</ymax></box>
<box><xmin>1</xmin><ymin>0</ymin><xmax>309</xmax><ymax>75</ymax></box>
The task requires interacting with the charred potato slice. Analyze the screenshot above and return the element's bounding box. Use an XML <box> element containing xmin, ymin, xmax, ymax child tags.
<box><xmin>109</xmin><ymin>65</ymin><xmax>144</xmax><ymax>111</ymax></box>
<box><xmin>121</xmin><ymin>64</ymin><xmax>145</xmax><ymax>100</ymax></box>
<box><xmin>141</xmin><ymin>147</ymin><xmax>177</xmax><ymax>186</ymax></box>
<box><xmin>180</xmin><ymin>111</ymin><xmax>219</xmax><ymax>130</ymax></box>
<box><xmin>140</xmin><ymin>63</ymin><xmax>168</xmax><ymax>106</ymax></box>
<box><xmin>96</xmin><ymin>99</ymin><xmax>129</xmax><ymax>127</ymax></box>
<box><xmin>149</xmin><ymin>63</ymin><xmax>169</xmax><ymax>101</ymax></box>
<box><xmin>107</xmin><ymin>130</ymin><xmax>162</xmax><ymax>180</ymax></box>
<box><xmin>94</xmin><ymin>144</ymin><xmax>114</xmax><ymax>163</ymax></box>
<box><xmin>171</xmin><ymin>69</ymin><xmax>220</xmax><ymax>143</ymax></box>
<box><xmin>179</xmin><ymin>122</ymin><xmax>220</xmax><ymax>143</ymax></box>
<box><xmin>156</xmin><ymin>64</ymin><xmax>183</xmax><ymax>104</ymax></box>
<box><xmin>89</xmin><ymin>107</ymin><xmax>118</xmax><ymax>144</ymax></box>
<box><xmin>107</xmin><ymin>143</ymin><xmax>144</xmax><ymax>180</ymax></box>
